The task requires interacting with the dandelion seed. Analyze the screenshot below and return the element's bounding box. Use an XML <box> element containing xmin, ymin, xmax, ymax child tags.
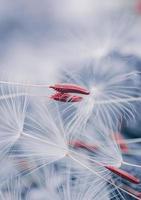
<box><xmin>50</xmin><ymin>92</ymin><xmax>83</xmax><ymax>102</ymax></box>
<box><xmin>106</xmin><ymin>166</ymin><xmax>140</xmax><ymax>184</ymax></box>
<box><xmin>70</xmin><ymin>139</ymin><xmax>140</xmax><ymax>184</ymax></box>
<box><xmin>70</xmin><ymin>140</ymin><xmax>97</xmax><ymax>151</ymax></box>
<box><xmin>49</xmin><ymin>83</ymin><xmax>90</xmax><ymax>95</ymax></box>
<box><xmin>0</xmin><ymin>84</ymin><xmax>29</xmax><ymax>160</ymax></box>
<box><xmin>60</xmin><ymin>59</ymin><xmax>141</xmax><ymax>130</ymax></box>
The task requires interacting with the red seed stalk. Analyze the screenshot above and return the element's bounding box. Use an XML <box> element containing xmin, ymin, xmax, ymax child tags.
<box><xmin>112</xmin><ymin>133</ymin><xmax>128</xmax><ymax>153</ymax></box>
<box><xmin>49</xmin><ymin>84</ymin><xmax>90</xmax><ymax>95</ymax></box>
<box><xmin>70</xmin><ymin>138</ymin><xmax>127</xmax><ymax>154</ymax></box>
<box><xmin>50</xmin><ymin>92</ymin><xmax>83</xmax><ymax>102</ymax></box>
<box><xmin>106</xmin><ymin>166</ymin><xmax>140</xmax><ymax>184</ymax></box>
<box><xmin>50</xmin><ymin>84</ymin><xmax>140</xmax><ymax>185</ymax></box>
<box><xmin>70</xmin><ymin>140</ymin><xmax>97</xmax><ymax>151</ymax></box>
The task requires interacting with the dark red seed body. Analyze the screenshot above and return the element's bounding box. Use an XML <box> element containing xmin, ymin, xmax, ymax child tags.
<box><xmin>106</xmin><ymin>166</ymin><xmax>140</xmax><ymax>184</ymax></box>
<box><xmin>112</xmin><ymin>133</ymin><xmax>128</xmax><ymax>153</ymax></box>
<box><xmin>70</xmin><ymin>141</ymin><xmax>97</xmax><ymax>151</ymax></box>
<box><xmin>70</xmin><ymin>140</ymin><xmax>127</xmax><ymax>154</ymax></box>
<box><xmin>49</xmin><ymin>84</ymin><xmax>90</xmax><ymax>95</ymax></box>
<box><xmin>50</xmin><ymin>92</ymin><xmax>83</xmax><ymax>102</ymax></box>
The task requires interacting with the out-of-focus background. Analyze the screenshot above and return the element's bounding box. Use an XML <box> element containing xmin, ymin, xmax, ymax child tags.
<box><xmin>0</xmin><ymin>0</ymin><xmax>141</xmax><ymax>82</ymax></box>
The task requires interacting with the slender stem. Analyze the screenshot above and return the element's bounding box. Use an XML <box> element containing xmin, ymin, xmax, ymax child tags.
<box><xmin>94</xmin><ymin>97</ymin><xmax>141</xmax><ymax>105</ymax></box>
<box><xmin>0</xmin><ymin>93</ymin><xmax>49</xmax><ymax>100</ymax></box>
<box><xmin>0</xmin><ymin>81</ymin><xmax>49</xmax><ymax>88</ymax></box>
<box><xmin>122</xmin><ymin>161</ymin><xmax>141</xmax><ymax>168</ymax></box>
<box><xmin>21</xmin><ymin>132</ymin><xmax>67</xmax><ymax>152</ymax></box>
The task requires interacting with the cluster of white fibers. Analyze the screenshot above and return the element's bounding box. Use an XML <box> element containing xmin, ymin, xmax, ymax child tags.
<box><xmin>0</xmin><ymin>74</ymin><xmax>140</xmax><ymax>200</ymax></box>
<box><xmin>61</xmin><ymin>58</ymin><xmax>141</xmax><ymax>130</ymax></box>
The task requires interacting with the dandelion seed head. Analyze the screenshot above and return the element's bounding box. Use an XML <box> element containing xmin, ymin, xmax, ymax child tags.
<box><xmin>60</xmin><ymin>56</ymin><xmax>141</xmax><ymax>130</ymax></box>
